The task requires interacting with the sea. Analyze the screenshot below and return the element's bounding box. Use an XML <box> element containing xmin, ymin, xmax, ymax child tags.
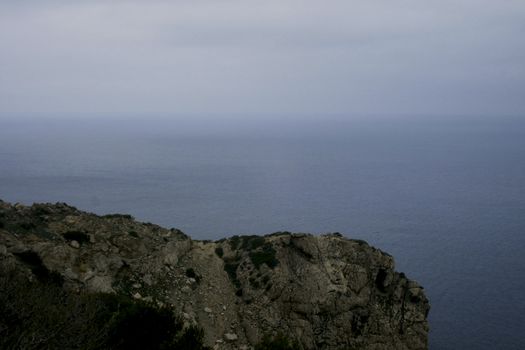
<box><xmin>1</xmin><ymin>115</ymin><xmax>524</xmax><ymax>349</ymax></box>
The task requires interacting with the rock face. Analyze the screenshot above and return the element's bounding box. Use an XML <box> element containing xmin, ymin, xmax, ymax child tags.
<box><xmin>0</xmin><ymin>200</ymin><xmax>429</xmax><ymax>349</ymax></box>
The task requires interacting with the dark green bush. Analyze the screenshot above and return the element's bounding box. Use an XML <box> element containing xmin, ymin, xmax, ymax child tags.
<box><xmin>0</xmin><ymin>265</ymin><xmax>210</xmax><ymax>350</ymax></box>
<box><xmin>255</xmin><ymin>333</ymin><xmax>301</xmax><ymax>350</ymax></box>
<box><xmin>215</xmin><ymin>246</ymin><xmax>224</xmax><ymax>257</ymax></box>
<box><xmin>18</xmin><ymin>222</ymin><xmax>36</xmax><ymax>231</ymax></box>
<box><xmin>63</xmin><ymin>230</ymin><xmax>90</xmax><ymax>244</ymax></box>
<box><xmin>223</xmin><ymin>261</ymin><xmax>241</xmax><ymax>288</ymax></box>
<box><xmin>229</xmin><ymin>235</ymin><xmax>241</xmax><ymax>250</ymax></box>
<box><xmin>240</xmin><ymin>235</ymin><xmax>266</xmax><ymax>250</ymax></box>
<box><xmin>249</xmin><ymin>244</ymin><xmax>279</xmax><ymax>269</ymax></box>
<box><xmin>31</xmin><ymin>205</ymin><xmax>52</xmax><ymax>216</ymax></box>
<box><xmin>13</xmin><ymin>250</ymin><xmax>63</xmax><ymax>285</ymax></box>
<box><xmin>268</xmin><ymin>231</ymin><xmax>292</xmax><ymax>237</ymax></box>
<box><xmin>103</xmin><ymin>214</ymin><xmax>134</xmax><ymax>220</ymax></box>
<box><xmin>185</xmin><ymin>268</ymin><xmax>201</xmax><ymax>283</ymax></box>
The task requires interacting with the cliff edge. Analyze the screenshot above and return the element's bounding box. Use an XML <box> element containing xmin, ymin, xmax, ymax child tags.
<box><xmin>0</xmin><ymin>200</ymin><xmax>429</xmax><ymax>349</ymax></box>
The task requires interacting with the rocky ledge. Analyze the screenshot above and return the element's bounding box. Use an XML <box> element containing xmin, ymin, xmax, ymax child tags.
<box><xmin>0</xmin><ymin>200</ymin><xmax>429</xmax><ymax>349</ymax></box>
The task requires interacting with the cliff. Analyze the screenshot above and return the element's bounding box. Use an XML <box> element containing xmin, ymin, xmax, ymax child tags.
<box><xmin>0</xmin><ymin>200</ymin><xmax>429</xmax><ymax>349</ymax></box>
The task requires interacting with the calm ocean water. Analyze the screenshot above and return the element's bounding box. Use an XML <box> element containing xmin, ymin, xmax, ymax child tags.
<box><xmin>1</xmin><ymin>116</ymin><xmax>524</xmax><ymax>349</ymax></box>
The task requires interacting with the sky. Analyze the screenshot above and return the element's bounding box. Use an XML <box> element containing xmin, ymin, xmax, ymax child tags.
<box><xmin>0</xmin><ymin>0</ymin><xmax>524</xmax><ymax>118</ymax></box>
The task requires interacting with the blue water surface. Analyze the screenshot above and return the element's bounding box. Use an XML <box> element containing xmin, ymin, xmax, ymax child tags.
<box><xmin>1</xmin><ymin>116</ymin><xmax>524</xmax><ymax>349</ymax></box>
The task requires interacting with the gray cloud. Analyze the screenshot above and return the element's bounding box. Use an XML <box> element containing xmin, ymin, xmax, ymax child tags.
<box><xmin>1</xmin><ymin>0</ymin><xmax>524</xmax><ymax>117</ymax></box>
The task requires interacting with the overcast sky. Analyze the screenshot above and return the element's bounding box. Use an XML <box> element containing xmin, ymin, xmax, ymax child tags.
<box><xmin>0</xmin><ymin>0</ymin><xmax>524</xmax><ymax>118</ymax></box>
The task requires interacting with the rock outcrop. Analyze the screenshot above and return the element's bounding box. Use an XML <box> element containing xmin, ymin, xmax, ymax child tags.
<box><xmin>0</xmin><ymin>200</ymin><xmax>429</xmax><ymax>349</ymax></box>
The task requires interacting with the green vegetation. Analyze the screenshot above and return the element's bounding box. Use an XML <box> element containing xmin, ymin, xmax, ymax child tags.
<box><xmin>223</xmin><ymin>260</ymin><xmax>241</xmax><ymax>289</ymax></box>
<box><xmin>13</xmin><ymin>250</ymin><xmax>63</xmax><ymax>285</ymax></box>
<box><xmin>249</xmin><ymin>243</ymin><xmax>278</xmax><ymax>269</ymax></box>
<box><xmin>222</xmin><ymin>235</ymin><xmax>279</xmax><ymax>294</ymax></box>
<box><xmin>18</xmin><ymin>222</ymin><xmax>36</xmax><ymax>231</ymax></box>
<box><xmin>103</xmin><ymin>214</ymin><xmax>134</xmax><ymax>220</ymax></box>
<box><xmin>0</xmin><ymin>265</ymin><xmax>210</xmax><ymax>350</ymax></box>
<box><xmin>214</xmin><ymin>246</ymin><xmax>224</xmax><ymax>258</ymax></box>
<box><xmin>262</xmin><ymin>275</ymin><xmax>270</xmax><ymax>285</ymax></box>
<box><xmin>268</xmin><ymin>231</ymin><xmax>292</xmax><ymax>237</ymax></box>
<box><xmin>185</xmin><ymin>268</ymin><xmax>201</xmax><ymax>283</ymax></box>
<box><xmin>229</xmin><ymin>235</ymin><xmax>241</xmax><ymax>250</ymax></box>
<box><xmin>30</xmin><ymin>205</ymin><xmax>52</xmax><ymax>216</ymax></box>
<box><xmin>255</xmin><ymin>333</ymin><xmax>301</xmax><ymax>350</ymax></box>
<box><xmin>240</xmin><ymin>235</ymin><xmax>266</xmax><ymax>250</ymax></box>
<box><xmin>128</xmin><ymin>230</ymin><xmax>139</xmax><ymax>238</ymax></box>
<box><xmin>350</xmin><ymin>238</ymin><xmax>368</xmax><ymax>246</ymax></box>
<box><xmin>63</xmin><ymin>230</ymin><xmax>90</xmax><ymax>244</ymax></box>
<box><xmin>249</xmin><ymin>277</ymin><xmax>260</xmax><ymax>289</ymax></box>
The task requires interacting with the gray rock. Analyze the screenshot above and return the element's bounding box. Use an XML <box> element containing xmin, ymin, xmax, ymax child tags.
<box><xmin>0</xmin><ymin>201</ymin><xmax>430</xmax><ymax>350</ymax></box>
<box><xmin>224</xmin><ymin>333</ymin><xmax>238</xmax><ymax>341</ymax></box>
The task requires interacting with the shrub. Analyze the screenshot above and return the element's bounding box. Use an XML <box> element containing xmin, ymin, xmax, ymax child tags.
<box><xmin>13</xmin><ymin>250</ymin><xmax>63</xmax><ymax>285</ymax></box>
<box><xmin>18</xmin><ymin>222</ymin><xmax>35</xmax><ymax>231</ymax></box>
<box><xmin>240</xmin><ymin>235</ymin><xmax>266</xmax><ymax>250</ymax></box>
<box><xmin>185</xmin><ymin>268</ymin><xmax>201</xmax><ymax>283</ymax></box>
<box><xmin>223</xmin><ymin>261</ymin><xmax>241</xmax><ymax>288</ymax></box>
<box><xmin>63</xmin><ymin>230</ymin><xmax>90</xmax><ymax>244</ymax></box>
<box><xmin>249</xmin><ymin>244</ymin><xmax>279</xmax><ymax>269</ymax></box>
<box><xmin>0</xmin><ymin>265</ymin><xmax>210</xmax><ymax>350</ymax></box>
<box><xmin>229</xmin><ymin>235</ymin><xmax>241</xmax><ymax>250</ymax></box>
<box><xmin>103</xmin><ymin>214</ymin><xmax>134</xmax><ymax>220</ymax></box>
<box><xmin>215</xmin><ymin>246</ymin><xmax>224</xmax><ymax>258</ymax></box>
<box><xmin>31</xmin><ymin>205</ymin><xmax>52</xmax><ymax>216</ymax></box>
<box><xmin>249</xmin><ymin>277</ymin><xmax>260</xmax><ymax>289</ymax></box>
<box><xmin>102</xmin><ymin>294</ymin><xmax>179</xmax><ymax>349</ymax></box>
<box><xmin>255</xmin><ymin>333</ymin><xmax>301</xmax><ymax>350</ymax></box>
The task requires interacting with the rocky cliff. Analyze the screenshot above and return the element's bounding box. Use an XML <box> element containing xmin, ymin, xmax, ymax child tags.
<box><xmin>0</xmin><ymin>200</ymin><xmax>429</xmax><ymax>349</ymax></box>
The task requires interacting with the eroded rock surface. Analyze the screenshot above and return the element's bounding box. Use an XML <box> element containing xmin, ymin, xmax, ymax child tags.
<box><xmin>0</xmin><ymin>200</ymin><xmax>429</xmax><ymax>349</ymax></box>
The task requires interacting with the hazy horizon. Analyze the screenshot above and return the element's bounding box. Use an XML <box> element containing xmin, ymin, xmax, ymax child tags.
<box><xmin>1</xmin><ymin>0</ymin><xmax>524</xmax><ymax>118</ymax></box>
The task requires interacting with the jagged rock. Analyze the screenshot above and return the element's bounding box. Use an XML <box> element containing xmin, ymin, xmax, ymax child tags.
<box><xmin>0</xmin><ymin>201</ymin><xmax>430</xmax><ymax>349</ymax></box>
